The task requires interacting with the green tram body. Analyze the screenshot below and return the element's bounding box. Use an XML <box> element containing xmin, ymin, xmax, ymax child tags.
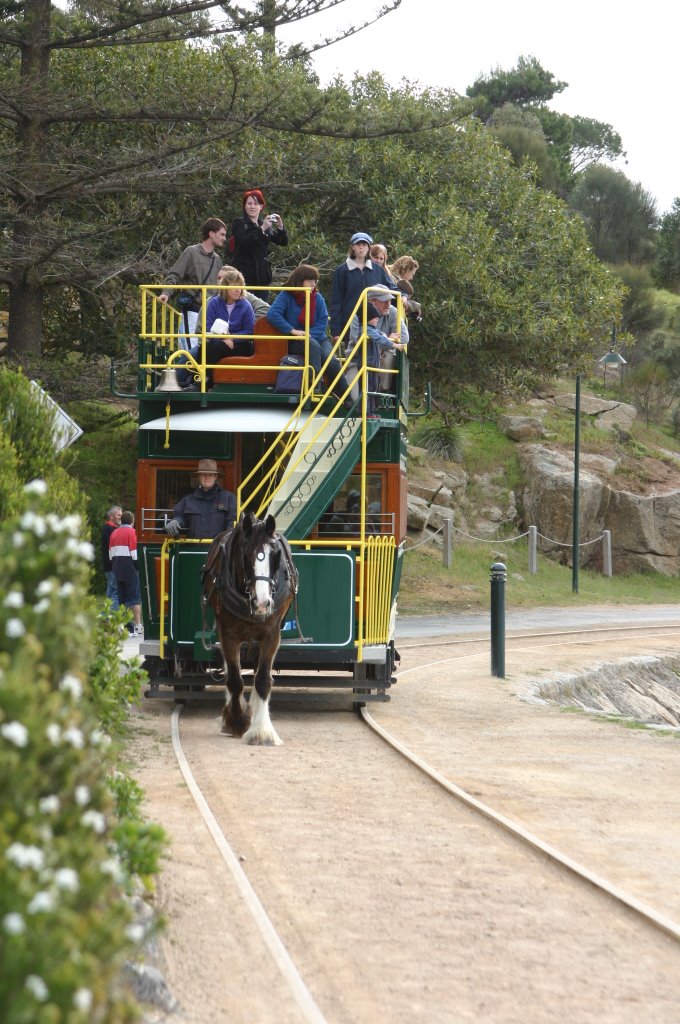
<box><xmin>130</xmin><ymin>283</ymin><xmax>410</xmax><ymax>703</ymax></box>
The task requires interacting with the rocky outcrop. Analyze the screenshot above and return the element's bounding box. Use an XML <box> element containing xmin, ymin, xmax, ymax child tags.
<box><xmin>519</xmin><ymin>444</ymin><xmax>680</xmax><ymax>575</ymax></box>
<box><xmin>551</xmin><ymin>394</ymin><xmax>638</xmax><ymax>433</ymax></box>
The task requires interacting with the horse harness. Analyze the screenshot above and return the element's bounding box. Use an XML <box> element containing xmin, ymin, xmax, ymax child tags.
<box><xmin>201</xmin><ymin>526</ymin><xmax>299</xmax><ymax>623</ymax></box>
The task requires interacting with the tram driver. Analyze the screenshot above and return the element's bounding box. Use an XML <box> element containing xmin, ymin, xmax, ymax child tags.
<box><xmin>165</xmin><ymin>459</ymin><xmax>236</xmax><ymax>540</ymax></box>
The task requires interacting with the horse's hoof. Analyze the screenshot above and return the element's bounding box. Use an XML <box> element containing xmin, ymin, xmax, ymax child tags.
<box><xmin>242</xmin><ymin>727</ymin><xmax>283</xmax><ymax>746</ymax></box>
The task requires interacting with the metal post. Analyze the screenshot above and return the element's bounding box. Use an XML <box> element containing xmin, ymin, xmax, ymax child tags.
<box><xmin>572</xmin><ymin>373</ymin><xmax>581</xmax><ymax>594</ymax></box>
<box><xmin>490</xmin><ymin>562</ymin><xmax>506</xmax><ymax>678</ymax></box>
<box><xmin>602</xmin><ymin>529</ymin><xmax>612</xmax><ymax>578</ymax></box>
<box><xmin>528</xmin><ymin>525</ymin><xmax>537</xmax><ymax>574</ymax></box>
<box><xmin>442</xmin><ymin>518</ymin><xmax>452</xmax><ymax>569</ymax></box>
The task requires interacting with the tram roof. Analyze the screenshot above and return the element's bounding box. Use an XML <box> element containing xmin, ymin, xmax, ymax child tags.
<box><xmin>139</xmin><ymin>406</ymin><xmax>312</xmax><ymax>434</ymax></box>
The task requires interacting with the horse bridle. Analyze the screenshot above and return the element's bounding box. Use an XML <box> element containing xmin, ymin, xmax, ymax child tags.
<box><xmin>243</xmin><ymin>545</ymin><xmax>280</xmax><ymax>610</ymax></box>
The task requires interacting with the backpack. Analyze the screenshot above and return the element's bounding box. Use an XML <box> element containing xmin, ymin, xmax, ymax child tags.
<box><xmin>275</xmin><ymin>354</ymin><xmax>304</xmax><ymax>394</ymax></box>
<box><xmin>226</xmin><ymin>234</ymin><xmax>236</xmax><ymax>256</ymax></box>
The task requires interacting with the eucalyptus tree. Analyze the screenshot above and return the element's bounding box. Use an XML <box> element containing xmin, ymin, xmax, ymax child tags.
<box><xmin>1</xmin><ymin>0</ymin><xmax>424</xmax><ymax>356</ymax></box>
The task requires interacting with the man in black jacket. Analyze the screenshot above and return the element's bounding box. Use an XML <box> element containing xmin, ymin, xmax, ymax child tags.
<box><xmin>165</xmin><ymin>460</ymin><xmax>236</xmax><ymax>539</ymax></box>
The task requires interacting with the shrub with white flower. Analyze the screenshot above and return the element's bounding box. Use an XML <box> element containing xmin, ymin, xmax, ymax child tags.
<box><xmin>0</xmin><ymin>395</ymin><xmax>165</xmax><ymax>1024</ymax></box>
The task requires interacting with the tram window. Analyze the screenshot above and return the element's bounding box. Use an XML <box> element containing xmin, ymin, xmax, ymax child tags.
<box><xmin>319</xmin><ymin>475</ymin><xmax>386</xmax><ymax>536</ymax></box>
<box><xmin>155</xmin><ymin>468</ymin><xmax>196</xmax><ymax>511</ymax></box>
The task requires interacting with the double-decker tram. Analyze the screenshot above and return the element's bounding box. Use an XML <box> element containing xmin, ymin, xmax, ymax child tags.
<box><xmin>124</xmin><ymin>281</ymin><xmax>410</xmax><ymax>704</ymax></box>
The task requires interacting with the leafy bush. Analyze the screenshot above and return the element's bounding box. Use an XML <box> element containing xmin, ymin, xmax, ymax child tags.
<box><xmin>0</xmin><ymin>366</ymin><xmax>166</xmax><ymax>1024</ymax></box>
<box><xmin>0</xmin><ymin>483</ymin><xmax>152</xmax><ymax>1022</ymax></box>
<box><xmin>410</xmin><ymin>420</ymin><xmax>465</xmax><ymax>461</ymax></box>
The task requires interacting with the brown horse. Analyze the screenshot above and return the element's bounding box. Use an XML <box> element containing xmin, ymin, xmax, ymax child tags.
<box><xmin>201</xmin><ymin>512</ymin><xmax>298</xmax><ymax>745</ymax></box>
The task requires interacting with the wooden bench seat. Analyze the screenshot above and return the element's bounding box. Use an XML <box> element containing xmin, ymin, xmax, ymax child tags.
<box><xmin>212</xmin><ymin>317</ymin><xmax>288</xmax><ymax>385</ymax></box>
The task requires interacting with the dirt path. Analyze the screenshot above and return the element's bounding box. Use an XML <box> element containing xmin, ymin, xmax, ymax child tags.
<box><xmin>127</xmin><ymin>623</ymin><xmax>680</xmax><ymax>1023</ymax></box>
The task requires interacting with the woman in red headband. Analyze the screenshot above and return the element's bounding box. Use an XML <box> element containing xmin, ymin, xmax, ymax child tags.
<box><xmin>230</xmin><ymin>189</ymin><xmax>288</xmax><ymax>301</ymax></box>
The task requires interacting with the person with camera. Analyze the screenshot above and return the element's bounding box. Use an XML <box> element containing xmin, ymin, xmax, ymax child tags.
<box><xmin>157</xmin><ymin>217</ymin><xmax>227</xmax><ymax>347</ymax></box>
<box><xmin>230</xmin><ymin>189</ymin><xmax>288</xmax><ymax>301</ymax></box>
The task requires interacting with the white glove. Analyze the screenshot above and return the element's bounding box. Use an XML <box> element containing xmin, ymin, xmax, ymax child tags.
<box><xmin>165</xmin><ymin>518</ymin><xmax>183</xmax><ymax>537</ymax></box>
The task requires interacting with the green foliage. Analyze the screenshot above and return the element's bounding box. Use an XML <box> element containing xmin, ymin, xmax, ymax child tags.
<box><xmin>625</xmin><ymin>360</ymin><xmax>673</xmax><ymax>426</ymax></box>
<box><xmin>0</xmin><ymin>489</ymin><xmax>138</xmax><ymax>1022</ymax></box>
<box><xmin>653</xmin><ymin>198</ymin><xmax>680</xmax><ymax>291</ymax></box>
<box><xmin>569</xmin><ymin>164</ymin><xmax>658</xmax><ymax>265</ymax></box>
<box><xmin>410</xmin><ymin>420</ymin><xmax>465</xmax><ymax>461</ymax></box>
<box><xmin>466</xmin><ymin>55</ymin><xmax>567</xmax><ymax>114</ymax></box>
<box><xmin>0</xmin><ymin>376</ymin><xmax>166</xmax><ymax>1022</ymax></box>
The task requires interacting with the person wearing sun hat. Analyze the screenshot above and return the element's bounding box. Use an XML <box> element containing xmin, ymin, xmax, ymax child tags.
<box><xmin>329</xmin><ymin>230</ymin><xmax>393</xmax><ymax>341</ymax></box>
<box><xmin>230</xmin><ymin>188</ymin><xmax>288</xmax><ymax>300</ymax></box>
<box><xmin>165</xmin><ymin>459</ymin><xmax>236</xmax><ymax>539</ymax></box>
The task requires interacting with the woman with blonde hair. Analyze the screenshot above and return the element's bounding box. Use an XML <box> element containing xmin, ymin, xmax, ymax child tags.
<box><xmin>386</xmin><ymin>254</ymin><xmax>419</xmax><ymax>283</ymax></box>
<box><xmin>180</xmin><ymin>267</ymin><xmax>255</xmax><ymax>390</ymax></box>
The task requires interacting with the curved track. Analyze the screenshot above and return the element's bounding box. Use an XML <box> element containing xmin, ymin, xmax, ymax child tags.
<box><xmin>143</xmin><ymin>622</ymin><xmax>680</xmax><ymax>1023</ymax></box>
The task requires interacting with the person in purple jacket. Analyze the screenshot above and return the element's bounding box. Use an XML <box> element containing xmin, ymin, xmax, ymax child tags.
<box><xmin>181</xmin><ymin>267</ymin><xmax>255</xmax><ymax>391</ymax></box>
<box><xmin>266</xmin><ymin>264</ymin><xmax>352</xmax><ymax>405</ymax></box>
<box><xmin>329</xmin><ymin>231</ymin><xmax>393</xmax><ymax>341</ymax></box>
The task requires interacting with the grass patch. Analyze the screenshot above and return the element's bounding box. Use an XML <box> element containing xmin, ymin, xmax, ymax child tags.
<box><xmin>399</xmin><ymin>538</ymin><xmax>680</xmax><ymax>615</ymax></box>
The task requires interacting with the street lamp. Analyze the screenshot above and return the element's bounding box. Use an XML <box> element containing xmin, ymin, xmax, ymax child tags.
<box><xmin>572</xmin><ymin>373</ymin><xmax>581</xmax><ymax>593</ymax></box>
<box><xmin>573</xmin><ymin>330</ymin><xmax>626</xmax><ymax>593</ymax></box>
<box><xmin>599</xmin><ymin>326</ymin><xmax>627</xmax><ymax>394</ymax></box>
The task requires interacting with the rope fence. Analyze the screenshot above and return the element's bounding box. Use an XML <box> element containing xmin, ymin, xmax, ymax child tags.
<box><xmin>404</xmin><ymin>517</ymin><xmax>613</xmax><ymax>578</ymax></box>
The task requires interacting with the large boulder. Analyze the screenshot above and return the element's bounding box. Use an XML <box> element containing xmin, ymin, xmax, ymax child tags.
<box><xmin>497</xmin><ymin>414</ymin><xmax>544</xmax><ymax>441</ymax></box>
<box><xmin>551</xmin><ymin>393</ymin><xmax>638</xmax><ymax>433</ymax></box>
<box><xmin>519</xmin><ymin>443</ymin><xmax>680</xmax><ymax>575</ymax></box>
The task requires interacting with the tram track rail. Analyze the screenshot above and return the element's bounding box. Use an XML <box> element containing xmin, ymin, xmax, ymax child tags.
<box><xmin>166</xmin><ymin>622</ymin><xmax>680</xmax><ymax>1021</ymax></box>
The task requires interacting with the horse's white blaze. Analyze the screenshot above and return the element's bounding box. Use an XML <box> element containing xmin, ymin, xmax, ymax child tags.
<box><xmin>253</xmin><ymin>545</ymin><xmax>273</xmax><ymax>615</ymax></box>
<box><xmin>244</xmin><ymin>690</ymin><xmax>282</xmax><ymax>746</ymax></box>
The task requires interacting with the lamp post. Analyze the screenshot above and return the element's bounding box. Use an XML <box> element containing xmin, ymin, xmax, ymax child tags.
<box><xmin>573</xmin><ymin>330</ymin><xmax>626</xmax><ymax>594</ymax></box>
<box><xmin>572</xmin><ymin>373</ymin><xmax>581</xmax><ymax>593</ymax></box>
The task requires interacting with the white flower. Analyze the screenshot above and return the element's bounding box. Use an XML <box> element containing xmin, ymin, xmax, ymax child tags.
<box><xmin>63</xmin><ymin>726</ymin><xmax>84</xmax><ymax>749</ymax></box>
<box><xmin>100</xmin><ymin>857</ymin><xmax>124</xmax><ymax>883</ymax></box>
<box><xmin>27</xmin><ymin>891</ymin><xmax>55</xmax><ymax>914</ymax></box>
<box><xmin>125</xmin><ymin>922</ymin><xmax>145</xmax><ymax>943</ymax></box>
<box><xmin>33</xmin><ymin>598</ymin><xmax>50</xmax><ymax>614</ymax></box>
<box><xmin>6</xmin><ymin>843</ymin><xmax>45</xmax><ymax>870</ymax></box>
<box><xmin>6</xmin><ymin>618</ymin><xmax>26</xmax><ymax>638</ymax></box>
<box><xmin>46</xmin><ymin>723</ymin><xmax>62</xmax><ymax>745</ymax></box>
<box><xmin>3</xmin><ymin>912</ymin><xmax>25</xmax><ymax>935</ymax></box>
<box><xmin>4</xmin><ymin>590</ymin><xmax>24</xmax><ymax>608</ymax></box>
<box><xmin>39</xmin><ymin>795</ymin><xmax>60</xmax><ymax>814</ymax></box>
<box><xmin>81</xmin><ymin>809</ymin><xmax>106</xmax><ymax>834</ymax></box>
<box><xmin>89</xmin><ymin>729</ymin><xmax>109</xmax><ymax>747</ymax></box>
<box><xmin>58</xmin><ymin>582</ymin><xmax>75</xmax><ymax>597</ymax></box>
<box><xmin>65</xmin><ymin>538</ymin><xmax>94</xmax><ymax>561</ymax></box>
<box><xmin>36</xmin><ymin>580</ymin><xmax>54</xmax><ymax>597</ymax></box>
<box><xmin>12</xmin><ymin>532</ymin><xmax>25</xmax><ymax>547</ymax></box>
<box><xmin>20</xmin><ymin>511</ymin><xmax>46</xmax><ymax>537</ymax></box>
<box><xmin>60</xmin><ymin>674</ymin><xmax>83</xmax><ymax>699</ymax></box>
<box><xmin>74</xmin><ymin>785</ymin><xmax>90</xmax><ymax>807</ymax></box>
<box><xmin>1</xmin><ymin>721</ymin><xmax>28</xmax><ymax>747</ymax></box>
<box><xmin>62</xmin><ymin>515</ymin><xmax>82</xmax><ymax>537</ymax></box>
<box><xmin>24</xmin><ymin>479</ymin><xmax>48</xmax><ymax>496</ymax></box>
<box><xmin>54</xmin><ymin>868</ymin><xmax>79</xmax><ymax>893</ymax></box>
<box><xmin>25</xmin><ymin>975</ymin><xmax>48</xmax><ymax>1001</ymax></box>
<box><xmin>73</xmin><ymin>988</ymin><xmax>93</xmax><ymax>1012</ymax></box>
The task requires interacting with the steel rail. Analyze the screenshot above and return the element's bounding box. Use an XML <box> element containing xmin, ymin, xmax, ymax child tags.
<box><xmin>360</xmin><ymin>703</ymin><xmax>680</xmax><ymax>944</ymax></box>
<box><xmin>170</xmin><ymin>706</ymin><xmax>328</xmax><ymax>1024</ymax></box>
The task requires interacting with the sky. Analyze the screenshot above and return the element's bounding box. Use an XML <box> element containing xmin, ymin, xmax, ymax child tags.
<box><xmin>280</xmin><ymin>0</ymin><xmax>679</xmax><ymax>216</ymax></box>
